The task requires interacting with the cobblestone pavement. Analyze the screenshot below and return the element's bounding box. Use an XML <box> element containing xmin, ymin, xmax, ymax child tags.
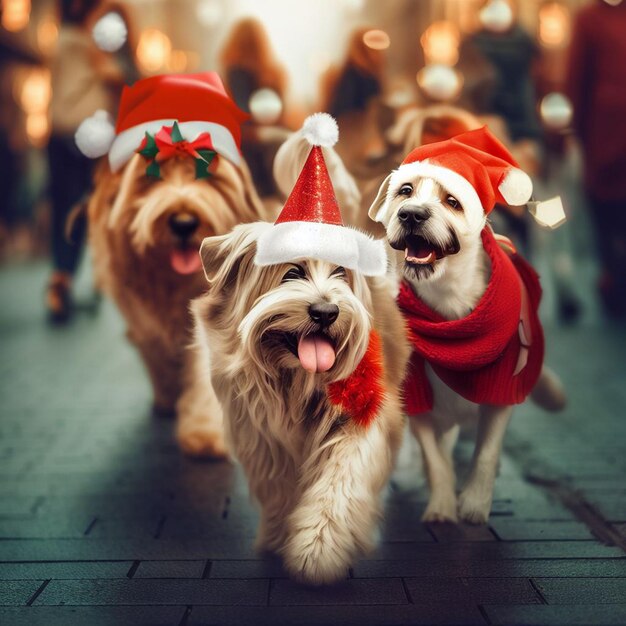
<box><xmin>0</xmin><ymin>261</ymin><xmax>625</xmax><ymax>625</ymax></box>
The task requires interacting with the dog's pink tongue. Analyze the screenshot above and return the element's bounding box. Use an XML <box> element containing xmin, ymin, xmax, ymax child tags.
<box><xmin>170</xmin><ymin>249</ymin><xmax>202</xmax><ymax>275</ymax></box>
<box><xmin>297</xmin><ymin>334</ymin><xmax>336</xmax><ymax>373</ymax></box>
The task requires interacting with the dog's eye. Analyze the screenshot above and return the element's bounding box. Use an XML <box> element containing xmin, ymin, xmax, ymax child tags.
<box><xmin>446</xmin><ymin>195</ymin><xmax>462</xmax><ymax>210</ymax></box>
<box><xmin>282</xmin><ymin>266</ymin><xmax>306</xmax><ymax>282</ymax></box>
<box><xmin>397</xmin><ymin>184</ymin><xmax>413</xmax><ymax>197</ymax></box>
<box><xmin>330</xmin><ymin>266</ymin><xmax>347</xmax><ymax>280</ymax></box>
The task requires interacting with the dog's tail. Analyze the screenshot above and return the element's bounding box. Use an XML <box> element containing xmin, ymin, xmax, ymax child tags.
<box><xmin>530</xmin><ymin>365</ymin><xmax>567</xmax><ymax>412</ymax></box>
<box><xmin>272</xmin><ymin>117</ymin><xmax>362</xmax><ymax>227</ymax></box>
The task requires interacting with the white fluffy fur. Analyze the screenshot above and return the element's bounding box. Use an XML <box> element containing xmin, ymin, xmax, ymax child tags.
<box><xmin>369</xmin><ymin>171</ymin><xmax>565</xmax><ymax>523</ymax></box>
<box><xmin>302</xmin><ymin>112</ymin><xmax>339</xmax><ymax>147</ymax></box>
<box><xmin>185</xmin><ymin>222</ymin><xmax>409</xmax><ymax>584</ymax></box>
<box><xmin>75</xmin><ymin>110</ymin><xmax>116</xmax><ymax>158</ymax></box>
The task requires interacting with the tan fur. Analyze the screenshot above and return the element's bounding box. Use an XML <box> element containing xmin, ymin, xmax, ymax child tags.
<box><xmin>88</xmin><ymin>154</ymin><xmax>266</xmax><ymax>456</ymax></box>
<box><xmin>186</xmin><ymin>222</ymin><xmax>410</xmax><ymax>584</ymax></box>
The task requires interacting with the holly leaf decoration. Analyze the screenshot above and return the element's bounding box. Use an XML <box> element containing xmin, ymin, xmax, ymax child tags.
<box><xmin>195</xmin><ymin>150</ymin><xmax>217</xmax><ymax>179</ymax></box>
<box><xmin>170</xmin><ymin>121</ymin><xmax>184</xmax><ymax>143</ymax></box>
<box><xmin>139</xmin><ymin>132</ymin><xmax>158</xmax><ymax>159</ymax></box>
<box><xmin>146</xmin><ymin>159</ymin><xmax>161</xmax><ymax>178</ymax></box>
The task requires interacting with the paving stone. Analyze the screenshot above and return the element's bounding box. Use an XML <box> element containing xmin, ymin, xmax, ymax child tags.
<box><xmin>403</xmin><ymin>577</ymin><xmax>542</xmax><ymax>606</ymax></box>
<box><xmin>0</xmin><ymin>606</ymin><xmax>186</xmax><ymax>626</ymax></box>
<box><xmin>484</xmin><ymin>604</ymin><xmax>626</xmax><ymax>626</ymax></box>
<box><xmin>0</xmin><ymin>580</ymin><xmax>45</xmax><ymax>606</ymax></box>
<box><xmin>187</xmin><ymin>604</ymin><xmax>488</xmax><ymax>625</ymax></box>
<box><xmin>133</xmin><ymin>560</ymin><xmax>207</xmax><ymax>579</ymax></box>
<box><xmin>33</xmin><ymin>578</ymin><xmax>269</xmax><ymax>606</ymax></box>
<box><xmin>0</xmin><ymin>562</ymin><xmax>132</xmax><ymax>580</ymax></box>
<box><xmin>209</xmin><ymin>559</ymin><xmax>287</xmax><ymax>579</ymax></box>
<box><xmin>489</xmin><ymin>520</ymin><xmax>595</xmax><ymax>541</ymax></box>
<box><xmin>533</xmin><ymin>577</ymin><xmax>626</xmax><ymax>604</ymax></box>
<box><xmin>353</xmin><ymin>558</ymin><xmax>626</xmax><ymax>578</ymax></box>
<box><xmin>269</xmin><ymin>577</ymin><xmax>407</xmax><ymax>606</ymax></box>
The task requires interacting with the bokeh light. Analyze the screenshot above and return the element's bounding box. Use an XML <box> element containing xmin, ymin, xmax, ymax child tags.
<box><xmin>417</xmin><ymin>64</ymin><xmax>463</xmax><ymax>102</ymax></box>
<box><xmin>420</xmin><ymin>21</ymin><xmax>460</xmax><ymax>66</ymax></box>
<box><xmin>362</xmin><ymin>29</ymin><xmax>390</xmax><ymax>51</ymax></box>
<box><xmin>539</xmin><ymin>2</ymin><xmax>570</xmax><ymax>48</ymax></box>
<box><xmin>249</xmin><ymin>88</ymin><xmax>283</xmax><ymax>125</ymax></box>
<box><xmin>136</xmin><ymin>29</ymin><xmax>172</xmax><ymax>74</ymax></box>
<box><xmin>37</xmin><ymin>17</ymin><xmax>59</xmax><ymax>55</ymax></box>
<box><xmin>1</xmin><ymin>0</ymin><xmax>30</xmax><ymax>31</ymax></box>
<box><xmin>540</xmin><ymin>92</ymin><xmax>573</xmax><ymax>130</ymax></box>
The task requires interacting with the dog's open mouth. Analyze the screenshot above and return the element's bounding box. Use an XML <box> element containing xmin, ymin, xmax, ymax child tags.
<box><xmin>267</xmin><ymin>331</ymin><xmax>336</xmax><ymax>373</ymax></box>
<box><xmin>170</xmin><ymin>246</ymin><xmax>202</xmax><ymax>275</ymax></box>
<box><xmin>404</xmin><ymin>234</ymin><xmax>443</xmax><ymax>266</ymax></box>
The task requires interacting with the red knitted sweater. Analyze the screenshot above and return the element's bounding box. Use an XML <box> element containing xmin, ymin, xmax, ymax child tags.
<box><xmin>398</xmin><ymin>228</ymin><xmax>544</xmax><ymax>414</ymax></box>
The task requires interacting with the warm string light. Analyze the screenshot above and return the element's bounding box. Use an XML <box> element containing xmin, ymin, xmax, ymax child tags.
<box><xmin>136</xmin><ymin>28</ymin><xmax>172</xmax><ymax>73</ymax></box>
<box><xmin>18</xmin><ymin>68</ymin><xmax>51</xmax><ymax>146</ymax></box>
<box><xmin>362</xmin><ymin>29</ymin><xmax>390</xmax><ymax>51</ymax></box>
<box><xmin>1</xmin><ymin>0</ymin><xmax>30</xmax><ymax>32</ymax></box>
<box><xmin>420</xmin><ymin>21</ymin><xmax>460</xmax><ymax>66</ymax></box>
<box><xmin>539</xmin><ymin>2</ymin><xmax>570</xmax><ymax>48</ymax></box>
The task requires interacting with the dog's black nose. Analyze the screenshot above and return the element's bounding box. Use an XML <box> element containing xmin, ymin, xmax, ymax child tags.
<box><xmin>398</xmin><ymin>205</ymin><xmax>430</xmax><ymax>226</ymax></box>
<box><xmin>309</xmin><ymin>302</ymin><xmax>339</xmax><ymax>327</ymax></box>
<box><xmin>168</xmin><ymin>212</ymin><xmax>199</xmax><ymax>239</ymax></box>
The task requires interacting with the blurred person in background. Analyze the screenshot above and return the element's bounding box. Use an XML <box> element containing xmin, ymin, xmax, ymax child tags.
<box><xmin>220</xmin><ymin>17</ymin><xmax>288</xmax><ymax>197</ymax></box>
<box><xmin>46</xmin><ymin>0</ymin><xmax>137</xmax><ymax>323</ymax></box>
<box><xmin>567</xmin><ymin>0</ymin><xmax>626</xmax><ymax>318</ymax></box>
<box><xmin>321</xmin><ymin>27</ymin><xmax>387</xmax><ymax>168</ymax></box>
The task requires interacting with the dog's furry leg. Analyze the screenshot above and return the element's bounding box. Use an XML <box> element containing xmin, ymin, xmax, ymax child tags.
<box><xmin>130</xmin><ymin>333</ymin><xmax>182</xmax><ymax>416</ymax></box>
<box><xmin>410</xmin><ymin>413</ymin><xmax>458</xmax><ymax>523</ymax></box>
<box><xmin>282</xmin><ymin>421</ymin><xmax>392</xmax><ymax>586</ymax></box>
<box><xmin>458</xmin><ymin>404</ymin><xmax>512</xmax><ymax>524</ymax></box>
<box><xmin>531</xmin><ymin>365</ymin><xmax>567</xmax><ymax>412</ymax></box>
<box><xmin>232</xmin><ymin>428</ymin><xmax>297</xmax><ymax>553</ymax></box>
<box><xmin>176</xmin><ymin>357</ymin><xmax>227</xmax><ymax>459</ymax></box>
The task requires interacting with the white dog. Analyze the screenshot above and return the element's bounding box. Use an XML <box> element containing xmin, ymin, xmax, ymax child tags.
<box><xmin>369</xmin><ymin>127</ymin><xmax>565</xmax><ymax>524</ymax></box>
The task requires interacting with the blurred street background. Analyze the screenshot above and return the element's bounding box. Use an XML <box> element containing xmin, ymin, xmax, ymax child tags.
<box><xmin>0</xmin><ymin>0</ymin><xmax>625</xmax><ymax>624</ymax></box>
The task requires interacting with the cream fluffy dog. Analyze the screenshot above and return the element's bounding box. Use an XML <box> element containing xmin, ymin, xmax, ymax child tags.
<box><xmin>369</xmin><ymin>128</ymin><xmax>565</xmax><ymax>524</ymax></box>
<box><xmin>88</xmin><ymin>153</ymin><xmax>265</xmax><ymax>456</ymax></box>
<box><xmin>185</xmin><ymin>221</ymin><xmax>409</xmax><ymax>584</ymax></box>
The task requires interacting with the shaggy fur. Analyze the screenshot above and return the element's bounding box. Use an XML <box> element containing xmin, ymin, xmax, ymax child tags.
<box><xmin>185</xmin><ymin>222</ymin><xmax>410</xmax><ymax>584</ymax></box>
<box><xmin>369</xmin><ymin>172</ymin><xmax>566</xmax><ymax>524</ymax></box>
<box><xmin>88</xmin><ymin>154</ymin><xmax>266</xmax><ymax>456</ymax></box>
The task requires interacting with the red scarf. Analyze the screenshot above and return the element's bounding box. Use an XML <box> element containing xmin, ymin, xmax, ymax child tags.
<box><xmin>328</xmin><ymin>330</ymin><xmax>385</xmax><ymax>428</ymax></box>
<box><xmin>398</xmin><ymin>228</ymin><xmax>544</xmax><ymax>414</ymax></box>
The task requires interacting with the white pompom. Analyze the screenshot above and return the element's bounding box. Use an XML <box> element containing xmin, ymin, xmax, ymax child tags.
<box><xmin>302</xmin><ymin>112</ymin><xmax>339</xmax><ymax>147</ymax></box>
<box><xmin>499</xmin><ymin>167</ymin><xmax>533</xmax><ymax>206</ymax></box>
<box><xmin>92</xmin><ymin>12</ymin><xmax>127</xmax><ymax>52</ymax></box>
<box><xmin>75</xmin><ymin>110</ymin><xmax>115</xmax><ymax>158</ymax></box>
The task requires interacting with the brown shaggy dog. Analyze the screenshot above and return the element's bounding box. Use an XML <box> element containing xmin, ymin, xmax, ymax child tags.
<box><xmin>88</xmin><ymin>152</ymin><xmax>266</xmax><ymax>456</ymax></box>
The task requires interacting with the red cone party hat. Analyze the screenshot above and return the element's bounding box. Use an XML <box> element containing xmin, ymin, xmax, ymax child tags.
<box><xmin>75</xmin><ymin>72</ymin><xmax>247</xmax><ymax>171</ymax></box>
<box><xmin>372</xmin><ymin>126</ymin><xmax>533</xmax><ymax>232</ymax></box>
<box><xmin>255</xmin><ymin>113</ymin><xmax>386</xmax><ymax>276</ymax></box>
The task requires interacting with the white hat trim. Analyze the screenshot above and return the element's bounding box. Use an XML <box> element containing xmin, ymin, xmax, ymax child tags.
<box><xmin>255</xmin><ymin>221</ymin><xmax>387</xmax><ymax>277</ymax></box>
<box><xmin>382</xmin><ymin>160</ymin><xmax>486</xmax><ymax>233</ymax></box>
<box><xmin>108</xmin><ymin>119</ymin><xmax>241</xmax><ymax>172</ymax></box>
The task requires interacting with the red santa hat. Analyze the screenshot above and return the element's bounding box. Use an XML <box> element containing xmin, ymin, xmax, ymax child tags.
<box><xmin>373</xmin><ymin>126</ymin><xmax>533</xmax><ymax>232</ymax></box>
<box><xmin>75</xmin><ymin>72</ymin><xmax>247</xmax><ymax>171</ymax></box>
<box><xmin>255</xmin><ymin>113</ymin><xmax>387</xmax><ymax>276</ymax></box>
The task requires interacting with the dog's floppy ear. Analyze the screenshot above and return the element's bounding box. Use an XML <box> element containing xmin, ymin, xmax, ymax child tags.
<box><xmin>368</xmin><ymin>174</ymin><xmax>392</xmax><ymax>224</ymax></box>
<box><xmin>199</xmin><ymin>224</ymin><xmax>259</xmax><ymax>288</ymax></box>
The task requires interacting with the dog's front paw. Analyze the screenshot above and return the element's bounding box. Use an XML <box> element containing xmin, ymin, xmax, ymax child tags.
<box><xmin>457</xmin><ymin>488</ymin><xmax>491</xmax><ymax>524</ymax></box>
<box><xmin>282</xmin><ymin>528</ymin><xmax>352</xmax><ymax>586</ymax></box>
<box><xmin>422</xmin><ymin>490</ymin><xmax>458</xmax><ymax>523</ymax></box>
<box><xmin>177</xmin><ymin>420</ymin><xmax>228</xmax><ymax>459</ymax></box>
